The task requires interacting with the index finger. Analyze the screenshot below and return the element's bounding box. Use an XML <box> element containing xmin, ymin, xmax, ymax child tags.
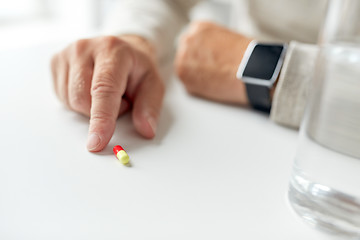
<box><xmin>86</xmin><ymin>47</ymin><xmax>134</xmax><ymax>152</ymax></box>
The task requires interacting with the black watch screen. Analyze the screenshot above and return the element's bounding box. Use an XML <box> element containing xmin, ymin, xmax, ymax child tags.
<box><xmin>243</xmin><ymin>44</ymin><xmax>285</xmax><ymax>80</ymax></box>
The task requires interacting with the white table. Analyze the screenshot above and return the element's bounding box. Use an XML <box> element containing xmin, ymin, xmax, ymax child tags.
<box><xmin>0</xmin><ymin>44</ymin><xmax>332</xmax><ymax>239</ymax></box>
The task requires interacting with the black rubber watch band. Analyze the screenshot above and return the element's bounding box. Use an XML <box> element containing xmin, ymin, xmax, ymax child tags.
<box><xmin>245</xmin><ymin>83</ymin><xmax>271</xmax><ymax>113</ymax></box>
<box><xmin>237</xmin><ymin>42</ymin><xmax>286</xmax><ymax>113</ymax></box>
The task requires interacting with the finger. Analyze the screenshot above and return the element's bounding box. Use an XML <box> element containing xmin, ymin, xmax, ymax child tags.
<box><xmin>50</xmin><ymin>54</ymin><xmax>59</xmax><ymax>97</ymax></box>
<box><xmin>54</xmin><ymin>52</ymin><xmax>70</xmax><ymax>107</ymax></box>
<box><xmin>87</xmin><ymin>51</ymin><xmax>133</xmax><ymax>152</ymax></box>
<box><xmin>68</xmin><ymin>57</ymin><xmax>93</xmax><ymax>116</ymax></box>
<box><xmin>132</xmin><ymin>70</ymin><xmax>165</xmax><ymax>139</ymax></box>
<box><xmin>118</xmin><ymin>97</ymin><xmax>131</xmax><ymax>116</ymax></box>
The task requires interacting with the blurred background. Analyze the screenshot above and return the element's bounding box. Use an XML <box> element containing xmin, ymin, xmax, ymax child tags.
<box><xmin>0</xmin><ymin>0</ymin><xmax>230</xmax><ymax>51</ymax></box>
<box><xmin>1</xmin><ymin>0</ymin><xmax>118</xmax><ymax>50</ymax></box>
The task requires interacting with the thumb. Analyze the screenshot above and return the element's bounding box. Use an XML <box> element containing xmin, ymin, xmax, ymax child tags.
<box><xmin>132</xmin><ymin>71</ymin><xmax>165</xmax><ymax>139</ymax></box>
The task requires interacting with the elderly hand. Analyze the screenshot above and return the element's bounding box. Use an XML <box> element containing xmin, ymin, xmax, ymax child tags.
<box><xmin>175</xmin><ymin>21</ymin><xmax>252</xmax><ymax>105</ymax></box>
<box><xmin>51</xmin><ymin>36</ymin><xmax>164</xmax><ymax>152</ymax></box>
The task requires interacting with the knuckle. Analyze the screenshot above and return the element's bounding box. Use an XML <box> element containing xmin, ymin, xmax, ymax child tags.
<box><xmin>100</xmin><ymin>36</ymin><xmax>123</xmax><ymax>50</ymax></box>
<box><xmin>177</xmin><ymin>35</ymin><xmax>195</xmax><ymax>61</ymax></box>
<box><xmin>190</xmin><ymin>21</ymin><xmax>212</xmax><ymax>32</ymax></box>
<box><xmin>180</xmin><ymin>23</ymin><xmax>213</xmax><ymax>47</ymax></box>
<box><xmin>69</xmin><ymin>80</ymin><xmax>89</xmax><ymax>112</ymax></box>
<box><xmin>91</xmin><ymin>82</ymin><xmax>116</xmax><ymax>97</ymax></box>
<box><xmin>90</xmin><ymin>110</ymin><xmax>116</xmax><ymax>124</ymax></box>
<box><xmin>180</xmin><ymin>32</ymin><xmax>195</xmax><ymax>47</ymax></box>
<box><xmin>69</xmin><ymin>93</ymin><xmax>88</xmax><ymax>112</ymax></box>
<box><xmin>72</xmin><ymin>39</ymin><xmax>89</xmax><ymax>56</ymax></box>
<box><xmin>98</xmin><ymin>36</ymin><xmax>134</xmax><ymax>61</ymax></box>
<box><xmin>112</xmin><ymin>44</ymin><xmax>134</xmax><ymax>65</ymax></box>
<box><xmin>91</xmin><ymin>71</ymin><xmax>118</xmax><ymax>96</ymax></box>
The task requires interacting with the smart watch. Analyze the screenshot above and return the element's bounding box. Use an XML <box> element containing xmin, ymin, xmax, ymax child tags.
<box><xmin>236</xmin><ymin>41</ymin><xmax>287</xmax><ymax>112</ymax></box>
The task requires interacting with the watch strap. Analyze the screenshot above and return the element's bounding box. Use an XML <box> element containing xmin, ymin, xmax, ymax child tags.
<box><xmin>245</xmin><ymin>83</ymin><xmax>271</xmax><ymax>112</ymax></box>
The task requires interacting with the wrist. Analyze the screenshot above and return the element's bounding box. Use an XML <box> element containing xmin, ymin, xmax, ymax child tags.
<box><xmin>229</xmin><ymin>36</ymin><xmax>253</xmax><ymax>105</ymax></box>
<box><xmin>237</xmin><ymin>42</ymin><xmax>287</xmax><ymax>112</ymax></box>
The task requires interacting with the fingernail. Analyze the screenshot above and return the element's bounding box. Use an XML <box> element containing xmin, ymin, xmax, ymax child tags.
<box><xmin>147</xmin><ymin>116</ymin><xmax>157</xmax><ymax>135</ymax></box>
<box><xmin>87</xmin><ymin>133</ymin><xmax>101</xmax><ymax>151</ymax></box>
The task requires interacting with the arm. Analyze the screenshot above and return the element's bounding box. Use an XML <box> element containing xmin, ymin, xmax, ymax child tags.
<box><xmin>175</xmin><ymin>21</ymin><xmax>318</xmax><ymax>128</ymax></box>
<box><xmin>175</xmin><ymin>21</ymin><xmax>252</xmax><ymax>105</ymax></box>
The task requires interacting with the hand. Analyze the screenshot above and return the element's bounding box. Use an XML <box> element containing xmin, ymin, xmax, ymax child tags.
<box><xmin>175</xmin><ymin>21</ymin><xmax>252</xmax><ymax>105</ymax></box>
<box><xmin>51</xmin><ymin>36</ymin><xmax>164</xmax><ymax>152</ymax></box>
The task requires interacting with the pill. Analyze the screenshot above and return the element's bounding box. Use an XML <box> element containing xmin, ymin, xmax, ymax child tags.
<box><xmin>113</xmin><ymin>145</ymin><xmax>130</xmax><ymax>165</ymax></box>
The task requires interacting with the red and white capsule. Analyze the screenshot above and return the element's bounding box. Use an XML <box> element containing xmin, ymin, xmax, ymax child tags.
<box><xmin>113</xmin><ymin>145</ymin><xmax>130</xmax><ymax>165</ymax></box>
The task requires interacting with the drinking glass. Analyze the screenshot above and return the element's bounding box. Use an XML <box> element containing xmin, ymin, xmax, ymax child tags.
<box><xmin>288</xmin><ymin>0</ymin><xmax>360</xmax><ymax>237</ymax></box>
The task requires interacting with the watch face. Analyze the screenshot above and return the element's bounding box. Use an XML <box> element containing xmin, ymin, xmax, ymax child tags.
<box><xmin>243</xmin><ymin>44</ymin><xmax>285</xmax><ymax>80</ymax></box>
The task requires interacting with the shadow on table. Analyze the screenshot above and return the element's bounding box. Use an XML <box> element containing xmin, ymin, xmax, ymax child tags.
<box><xmin>87</xmin><ymin>101</ymin><xmax>174</xmax><ymax>157</ymax></box>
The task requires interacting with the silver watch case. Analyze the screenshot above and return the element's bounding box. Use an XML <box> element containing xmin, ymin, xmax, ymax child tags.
<box><xmin>236</xmin><ymin>41</ymin><xmax>287</xmax><ymax>88</ymax></box>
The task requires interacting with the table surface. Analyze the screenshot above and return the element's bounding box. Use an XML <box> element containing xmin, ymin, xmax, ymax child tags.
<box><xmin>0</xmin><ymin>44</ymin><xmax>332</xmax><ymax>239</ymax></box>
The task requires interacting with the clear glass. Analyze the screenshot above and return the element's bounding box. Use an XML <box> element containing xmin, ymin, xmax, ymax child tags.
<box><xmin>288</xmin><ymin>0</ymin><xmax>360</xmax><ymax>238</ymax></box>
